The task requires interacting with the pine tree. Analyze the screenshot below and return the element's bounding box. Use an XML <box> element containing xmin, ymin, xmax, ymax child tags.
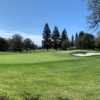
<box><xmin>52</xmin><ymin>26</ymin><xmax>60</xmax><ymax>50</ymax></box>
<box><xmin>75</xmin><ymin>33</ymin><xmax>79</xmax><ymax>48</ymax></box>
<box><xmin>42</xmin><ymin>23</ymin><xmax>51</xmax><ymax>50</ymax></box>
<box><xmin>71</xmin><ymin>35</ymin><xmax>74</xmax><ymax>47</ymax></box>
<box><xmin>61</xmin><ymin>29</ymin><xmax>69</xmax><ymax>50</ymax></box>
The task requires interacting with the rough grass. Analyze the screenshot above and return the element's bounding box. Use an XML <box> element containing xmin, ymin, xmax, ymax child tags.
<box><xmin>0</xmin><ymin>51</ymin><xmax>99</xmax><ymax>100</ymax></box>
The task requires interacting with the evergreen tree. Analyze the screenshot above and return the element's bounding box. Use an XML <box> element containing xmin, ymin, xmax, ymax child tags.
<box><xmin>71</xmin><ymin>35</ymin><xmax>74</xmax><ymax>47</ymax></box>
<box><xmin>61</xmin><ymin>29</ymin><xmax>69</xmax><ymax>50</ymax></box>
<box><xmin>61</xmin><ymin>29</ymin><xmax>68</xmax><ymax>41</ymax></box>
<box><xmin>52</xmin><ymin>26</ymin><xmax>60</xmax><ymax>50</ymax></box>
<box><xmin>75</xmin><ymin>33</ymin><xmax>79</xmax><ymax>48</ymax></box>
<box><xmin>78</xmin><ymin>31</ymin><xmax>85</xmax><ymax>49</ymax></box>
<box><xmin>42</xmin><ymin>23</ymin><xmax>51</xmax><ymax>50</ymax></box>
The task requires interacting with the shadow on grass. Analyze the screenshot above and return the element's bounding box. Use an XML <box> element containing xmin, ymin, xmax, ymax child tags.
<box><xmin>0</xmin><ymin>96</ymin><xmax>9</xmax><ymax>100</ymax></box>
<box><xmin>57</xmin><ymin>96</ymin><xmax>69</xmax><ymax>100</ymax></box>
<box><xmin>23</xmin><ymin>94</ymin><xmax>69</xmax><ymax>100</ymax></box>
<box><xmin>23</xmin><ymin>94</ymin><xmax>40</xmax><ymax>100</ymax></box>
<box><xmin>21</xmin><ymin>91</ymin><xmax>70</xmax><ymax>100</ymax></box>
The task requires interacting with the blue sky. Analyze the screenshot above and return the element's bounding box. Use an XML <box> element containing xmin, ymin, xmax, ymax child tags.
<box><xmin>0</xmin><ymin>0</ymin><xmax>89</xmax><ymax>45</ymax></box>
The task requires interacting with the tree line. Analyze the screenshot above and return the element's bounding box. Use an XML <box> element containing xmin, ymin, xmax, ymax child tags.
<box><xmin>0</xmin><ymin>0</ymin><xmax>100</xmax><ymax>52</ymax></box>
<box><xmin>0</xmin><ymin>24</ymin><xmax>100</xmax><ymax>52</ymax></box>
<box><xmin>42</xmin><ymin>23</ymin><xmax>100</xmax><ymax>50</ymax></box>
<box><xmin>0</xmin><ymin>34</ymin><xmax>37</xmax><ymax>51</ymax></box>
<box><xmin>42</xmin><ymin>0</ymin><xmax>100</xmax><ymax>50</ymax></box>
<box><xmin>0</xmin><ymin>23</ymin><xmax>100</xmax><ymax>52</ymax></box>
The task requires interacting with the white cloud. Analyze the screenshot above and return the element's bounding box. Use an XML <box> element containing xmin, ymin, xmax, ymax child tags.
<box><xmin>0</xmin><ymin>30</ymin><xmax>42</xmax><ymax>46</ymax></box>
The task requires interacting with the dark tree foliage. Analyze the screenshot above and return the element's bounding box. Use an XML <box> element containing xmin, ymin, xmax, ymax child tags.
<box><xmin>61</xmin><ymin>29</ymin><xmax>69</xmax><ymax>50</ymax></box>
<box><xmin>24</xmin><ymin>38</ymin><xmax>35</xmax><ymax>51</ymax></box>
<box><xmin>52</xmin><ymin>26</ymin><xmax>60</xmax><ymax>50</ymax></box>
<box><xmin>78</xmin><ymin>31</ymin><xmax>95</xmax><ymax>49</ymax></box>
<box><xmin>61</xmin><ymin>29</ymin><xmax>68</xmax><ymax>41</ymax></box>
<box><xmin>10</xmin><ymin>34</ymin><xmax>23</xmax><ymax>51</ymax></box>
<box><xmin>75</xmin><ymin>33</ymin><xmax>79</xmax><ymax>48</ymax></box>
<box><xmin>71</xmin><ymin>35</ymin><xmax>74</xmax><ymax>47</ymax></box>
<box><xmin>0</xmin><ymin>34</ymin><xmax>36</xmax><ymax>52</ymax></box>
<box><xmin>95</xmin><ymin>36</ymin><xmax>100</xmax><ymax>48</ymax></box>
<box><xmin>95</xmin><ymin>31</ymin><xmax>100</xmax><ymax>48</ymax></box>
<box><xmin>87</xmin><ymin>0</ymin><xmax>100</xmax><ymax>29</ymax></box>
<box><xmin>78</xmin><ymin>31</ymin><xmax>85</xmax><ymax>48</ymax></box>
<box><xmin>42</xmin><ymin>23</ymin><xmax>51</xmax><ymax>50</ymax></box>
<box><xmin>0</xmin><ymin>37</ymin><xmax>9</xmax><ymax>51</ymax></box>
<box><xmin>83</xmin><ymin>33</ymin><xmax>95</xmax><ymax>49</ymax></box>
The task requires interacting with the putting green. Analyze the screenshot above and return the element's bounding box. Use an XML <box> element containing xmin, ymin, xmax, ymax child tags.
<box><xmin>0</xmin><ymin>51</ymin><xmax>76</xmax><ymax>64</ymax></box>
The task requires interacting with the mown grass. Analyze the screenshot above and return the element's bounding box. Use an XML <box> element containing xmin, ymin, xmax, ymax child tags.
<box><xmin>0</xmin><ymin>51</ymin><xmax>99</xmax><ymax>100</ymax></box>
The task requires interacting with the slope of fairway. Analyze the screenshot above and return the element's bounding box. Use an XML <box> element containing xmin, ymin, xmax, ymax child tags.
<box><xmin>0</xmin><ymin>51</ymin><xmax>76</xmax><ymax>64</ymax></box>
<box><xmin>0</xmin><ymin>51</ymin><xmax>99</xmax><ymax>100</ymax></box>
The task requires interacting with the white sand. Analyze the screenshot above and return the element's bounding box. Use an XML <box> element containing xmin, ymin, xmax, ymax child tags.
<box><xmin>73</xmin><ymin>52</ymin><xmax>100</xmax><ymax>57</ymax></box>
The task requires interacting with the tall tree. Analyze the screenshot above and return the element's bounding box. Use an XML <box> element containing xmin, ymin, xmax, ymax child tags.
<box><xmin>78</xmin><ymin>31</ymin><xmax>85</xmax><ymax>49</ymax></box>
<box><xmin>71</xmin><ymin>35</ymin><xmax>74</xmax><ymax>47</ymax></box>
<box><xmin>61</xmin><ymin>29</ymin><xmax>69</xmax><ymax>50</ymax></box>
<box><xmin>42</xmin><ymin>23</ymin><xmax>51</xmax><ymax>50</ymax></box>
<box><xmin>61</xmin><ymin>29</ymin><xmax>68</xmax><ymax>41</ymax></box>
<box><xmin>75</xmin><ymin>33</ymin><xmax>79</xmax><ymax>48</ymax></box>
<box><xmin>52</xmin><ymin>26</ymin><xmax>60</xmax><ymax>50</ymax></box>
<box><xmin>87</xmin><ymin>0</ymin><xmax>100</xmax><ymax>29</ymax></box>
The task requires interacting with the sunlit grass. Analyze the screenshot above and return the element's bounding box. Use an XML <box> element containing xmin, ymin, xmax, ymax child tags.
<box><xmin>0</xmin><ymin>50</ymin><xmax>99</xmax><ymax>100</ymax></box>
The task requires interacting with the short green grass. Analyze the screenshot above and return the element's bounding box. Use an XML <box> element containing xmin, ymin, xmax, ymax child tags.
<box><xmin>0</xmin><ymin>50</ymin><xmax>99</xmax><ymax>100</ymax></box>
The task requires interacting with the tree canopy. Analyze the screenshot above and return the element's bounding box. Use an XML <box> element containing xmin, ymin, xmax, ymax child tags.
<box><xmin>87</xmin><ymin>0</ymin><xmax>100</xmax><ymax>29</ymax></box>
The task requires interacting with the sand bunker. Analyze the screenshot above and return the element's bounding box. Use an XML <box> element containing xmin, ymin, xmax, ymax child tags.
<box><xmin>73</xmin><ymin>52</ymin><xmax>100</xmax><ymax>57</ymax></box>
